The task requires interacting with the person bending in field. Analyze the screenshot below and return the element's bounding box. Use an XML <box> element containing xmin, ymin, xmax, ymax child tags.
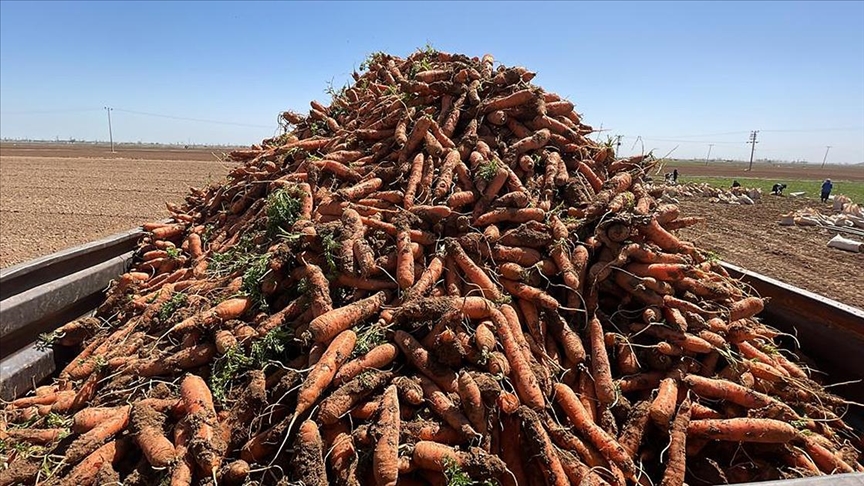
<box><xmin>821</xmin><ymin>179</ymin><xmax>833</xmax><ymax>203</ymax></box>
<box><xmin>771</xmin><ymin>183</ymin><xmax>787</xmax><ymax>196</ymax></box>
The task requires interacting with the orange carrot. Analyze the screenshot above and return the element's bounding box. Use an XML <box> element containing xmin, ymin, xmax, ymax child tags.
<box><xmin>416</xmin><ymin>375</ymin><xmax>477</xmax><ymax>440</ymax></box>
<box><xmin>305</xmin><ymin>291</ymin><xmax>387</xmax><ymax>343</ymax></box>
<box><xmin>688</xmin><ymin>418</ymin><xmax>799</xmax><ymax>443</ymax></box>
<box><xmin>394</xmin><ymin>330</ymin><xmax>458</xmax><ymax>393</ymax></box>
<box><xmin>334</xmin><ymin>342</ymin><xmax>399</xmax><ymax>386</ymax></box>
<box><xmin>618</xmin><ymin>400</ymin><xmax>651</xmax><ymax>457</ymax></box>
<box><xmin>728</xmin><ymin>296</ymin><xmax>764</xmax><ymax>321</ymax></box>
<box><xmin>660</xmin><ymin>398</ymin><xmax>692</xmax><ymax>486</ymax></box>
<box><xmin>500</xmin><ymin>279</ymin><xmax>558</xmax><ymax>310</ymax></box>
<box><xmin>64</xmin><ymin>439</ymin><xmax>128</xmax><ymax>486</ymax></box>
<box><xmin>491</xmin><ymin>308</ymin><xmax>544</xmax><ymax>410</ymax></box>
<box><xmin>474</xmin><ymin>207</ymin><xmax>545</xmax><ymax>227</ymax></box>
<box><xmin>457</xmin><ymin>371</ymin><xmax>486</xmax><ymax>434</ymax></box>
<box><xmin>374</xmin><ymin>385</ymin><xmax>401</xmax><ymax>486</ymax></box>
<box><xmin>554</xmin><ymin>383</ymin><xmax>638</xmax><ymax>480</ymax></box>
<box><xmin>296</xmin><ymin>330</ymin><xmax>357</xmax><ymax>416</ymax></box>
<box><xmin>179</xmin><ymin>374</ymin><xmax>224</xmax><ymax>476</ymax></box>
<box><xmin>650</xmin><ymin>377</ymin><xmax>679</xmax><ymax>428</ymax></box>
<box><xmin>131</xmin><ymin>402</ymin><xmax>176</xmax><ymax>467</ymax></box>
<box><xmin>446</xmin><ymin>239</ymin><xmax>502</xmax><ymax>301</ymax></box>
<box><xmin>587</xmin><ymin>315</ymin><xmax>616</xmax><ymax>405</ymax></box>
<box><xmin>517</xmin><ymin>406</ymin><xmax>569</xmax><ymax>486</ymax></box>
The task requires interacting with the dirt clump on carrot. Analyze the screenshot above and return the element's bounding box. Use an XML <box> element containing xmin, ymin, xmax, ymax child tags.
<box><xmin>3</xmin><ymin>48</ymin><xmax>861</xmax><ymax>486</ymax></box>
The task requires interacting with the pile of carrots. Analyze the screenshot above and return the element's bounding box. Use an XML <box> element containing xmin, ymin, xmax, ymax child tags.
<box><xmin>2</xmin><ymin>49</ymin><xmax>862</xmax><ymax>486</ymax></box>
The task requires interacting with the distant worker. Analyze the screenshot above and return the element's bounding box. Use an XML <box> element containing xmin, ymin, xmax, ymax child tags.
<box><xmin>672</xmin><ymin>169</ymin><xmax>679</xmax><ymax>182</ymax></box>
<box><xmin>821</xmin><ymin>179</ymin><xmax>833</xmax><ymax>203</ymax></box>
<box><xmin>731</xmin><ymin>180</ymin><xmax>741</xmax><ymax>188</ymax></box>
<box><xmin>771</xmin><ymin>183</ymin><xmax>787</xmax><ymax>196</ymax></box>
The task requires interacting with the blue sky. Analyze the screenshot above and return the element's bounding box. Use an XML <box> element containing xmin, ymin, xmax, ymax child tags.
<box><xmin>1</xmin><ymin>1</ymin><xmax>863</xmax><ymax>164</ymax></box>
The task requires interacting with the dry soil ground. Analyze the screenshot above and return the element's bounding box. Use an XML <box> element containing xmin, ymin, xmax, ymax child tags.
<box><xmin>1</xmin><ymin>144</ymin><xmax>861</xmax><ymax>310</ymax></box>
<box><xmin>0</xmin><ymin>143</ymin><xmax>237</xmax><ymax>267</ymax></box>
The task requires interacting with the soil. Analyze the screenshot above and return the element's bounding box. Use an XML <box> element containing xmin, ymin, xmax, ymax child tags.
<box><xmin>0</xmin><ymin>143</ymin><xmax>235</xmax><ymax>267</ymax></box>
<box><xmin>658</xmin><ymin>160</ymin><xmax>864</xmax><ymax>182</ymax></box>
<box><xmin>675</xmin><ymin>193</ymin><xmax>864</xmax><ymax>310</ymax></box>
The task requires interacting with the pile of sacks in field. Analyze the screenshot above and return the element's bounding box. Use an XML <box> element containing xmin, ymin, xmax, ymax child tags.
<box><xmin>779</xmin><ymin>195</ymin><xmax>864</xmax><ymax>252</ymax></box>
<box><xmin>779</xmin><ymin>195</ymin><xmax>864</xmax><ymax>229</ymax></box>
<box><xmin>650</xmin><ymin>182</ymin><xmax>762</xmax><ymax>206</ymax></box>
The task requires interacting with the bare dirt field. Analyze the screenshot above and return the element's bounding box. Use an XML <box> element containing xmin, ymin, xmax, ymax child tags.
<box><xmin>1</xmin><ymin>143</ymin><xmax>238</xmax><ymax>267</ymax></box>
<box><xmin>658</xmin><ymin>159</ymin><xmax>864</xmax><ymax>182</ymax></box>
<box><xmin>1</xmin><ymin>144</ymin><xmax>861</xmax><ymax>310</ymax></box>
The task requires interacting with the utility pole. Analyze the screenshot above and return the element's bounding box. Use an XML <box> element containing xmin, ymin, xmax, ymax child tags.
<box><xmin>615</xmin><ymin>135</ymin><xmax>623</xmax><ymax>157</ymax></box>
<box><xmin>705</xmin><ymin>144</ymin><xmax>714</xmax><ymax>166</ymax></box>
<box><xmin>103</xmin><ymin>106</ymin><xmax>115</xmax><ymax>153</ymax></box>
<box><xmin>746</xmin><ymin>130</ymin><xmax>759</xmax><ymax>171</ymax></box>
<box><xmin>821</xmin><ymin>145</ymin><xmax>831</xmax><ymax>168</ymax></box>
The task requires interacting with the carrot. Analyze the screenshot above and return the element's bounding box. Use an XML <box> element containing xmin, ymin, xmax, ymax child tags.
<box><xmin>322</xmin><ymin>423</ymin><xmax>359</xmax><ymax>486</ymax></box>
<box><xmin>587</xmin><ymin>315</ymin><xmax>616</xmax><ymax>405</ymax></box>
<box><xmin>374</xmin><ymin>385</ymin><xmax>401</xmax><ymax>486</ymax></box>
<box><xmin>490</xmin><ymin>308</ymin><xmax>545</xmax><ymax>410</ymax></box>
<box><xmin>170</xmin><ymin>297</ymin><xmax>251</xmax><ymax>334</ymax></box>
<box><xmin>688</xmin><ymin>418</ymin><xmax>799</xmax><ymax>444</ymax></box>
<box><xmin>728</xmin><ymin>296</ymin><xmax>764</xmax><ymax>321</ymax></box>
<box><xmin>72</xmin><ymin>407</ymin><xmax>124</xmax><ymax>433</ymax></box>
<box><xmin>630</xmin><ymin>323</ymin><xmax>714</xmax><ymax>354</ymax></box>
<box><xmin>553</xmin><ymin>383</ymin><xmax>638</xmax><ymax>480</ymax></box>
<box><xmin>639</xmin><ymin>218</ymin><xmax>695</xmax><ymax>254</ymax></box>
<box><xmin>445</xmin><ymin>239</ymin><xmax>502</xmax><ymax>301</ymax></box>
<box><xmin>394</xmin><ymin>330</ymin><xmax>458</xmax><ymax>393</ymax></box>
<box><xmin>481</xmin><ymin>89</ymin><xmax>536</xmax><ymax>113</ymax></box>
<box><xmin>801</xmin><ymin>436</ymin><xmax>856</xmax><ymax>474</ymax></box>
<box><xmin>297</xmin><ymin>330</ymin><xmax>357</xmax><ymax>417</ymax></box>
<box><xmin>4</xmin><ymin>428</ymin><xmax>65</xmax><ymax>445</ymax></box>
<box><xmin>293</xmin><ymin>420</ymin><xmax>328</xmax><ymax>485</ymax></box>
<box><xmin>659</xmin><ymin>398</ymin><xmax>692</xmax><ymax>486</ymax></box>
<box><xmin>64</xmin><ymin>405</ymin><xmax>131</xmax><ymax>465</ymax></box>
<box><xmin>500</xmin><ymin>279</ymin><xmax>558</xmax><ymax>310</ymax></box>
<box><xmin>179</xmin><ymin>374</ymin><xmax>224</xmax><ymax>476</ymax></box>
<box><xmin>618</xmin><ymin>400</ymin><xmax>651</xmax><ymax>458</ymax></box>
<box><xmin>457</xmin><ymin>371</ymin><xmax>486</xmax><ymax>435</ymax></box>
<box><xmin>404</xmin><ymin>153</ymin><xmax>425</xmax><ymax>209</ymax></box>
<box><xmin>447</xmin><ymin>190</ymin><xmax>477</xmax><ymax>209</ymax></box>
<box><xmin>474</xmin><ymin>207</ymin><xmax>545</xmax><ymax>227</ymax></box>
<box><xmin>318</xmin><ymin>370</ymin><xmax>393</xmax><ymax>425</ymax></box>
<box><xmin>334</xmin><ymin>342</ymin><xmax>399</xmax><ymax>386</ymax></box>
<box><xmin>650</xmin><ymin>377</ymin><xmax>679</xmax><ymax>428</ymax></box>
<box><xmin>683</xmin><ymin>375</ymin><xmax>799</xmax><ymax>419</ymax></box>
<box><xmin>517</xmin><ymin>406</ymin><xmax>569</xmax><ymax>486</ymax></box>
<box><xmin>63</xmin><ymin>439</ymin><xmax>128</xmax><ymax>486</ymax></box>
<box><xmin>305</xmin><ymin>291</ymin><xmax>387</xmax><ymax>343</ymax></box>
<box><xmin>416</xmin><ymin>375</ymin><xmax>477</xmax><ymax>439</ymax></box>
<box><xmin>411</xmin><ymin>441</ymin><xmax>506</xmax><ymax>480</ymax></box>
<box><xmin>131</xmin><ymin>402</ymin><xmax>176</xmax><ymax>467</ymax></box>
<box><xmin>547</xmin><ymin>310</ymin><xmax>586</xmax><ymax>365</ymax></box>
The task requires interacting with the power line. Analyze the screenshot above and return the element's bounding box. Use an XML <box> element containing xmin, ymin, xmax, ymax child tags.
<box><xmin>112</xmin><ymin>108</ymin><xmax>272</xmax><ymax>128</ymax></box>
<box><xmin>0</xmin><ymin>108</ymin><xmax>103</xmax><ymax>115</ymax></box>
